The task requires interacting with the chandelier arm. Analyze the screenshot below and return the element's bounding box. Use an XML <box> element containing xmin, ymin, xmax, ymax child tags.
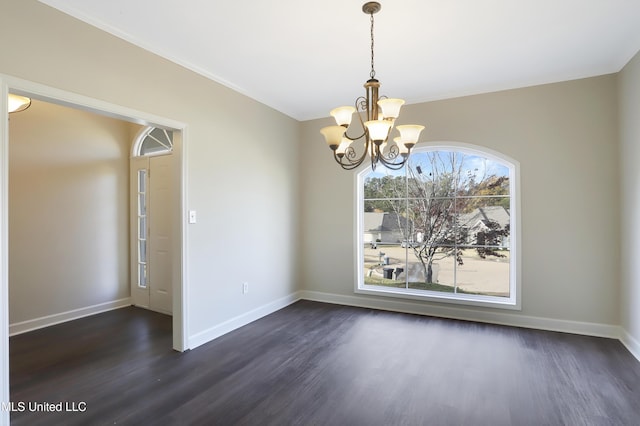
<box><xmin>343</xmin><ymin>132</ymin><xmax>367</xmax><ymax>142</ymax></box>
<box><xmin>356</xmin><ymin>96</ymin><xmax>368</xmax><ymax>114</ymax></box>
<box><xmin>378</xmin><ymin>159</ymin><xmax>407</xmax><ymax>171</ymax></box>
<box><xmin>334</xmin><ymin>138</ymin><xmax>370</xmax><ymax>169</ymax></box>
<box><xmin>342</xmin><ymin>95</ymin><xmax>370</xmax><ymax>141</ymax></box>
<box><xmin>377</xmin><ymin>145</ymin><xmax>412</xmax><ymax>170</ymax></box>
<box><xmin>378</xmin><ymin>152</ymin><xmax>408</xmax><ymax>170</ymax></box>
<box><xmin>346</xmin><ymin>141</ymin><xmax>370</xmax><ymax>165</ymax></box>
<box><xmin>334</xmin><ymin>149</ymin><xmax>365</xmax><ymax>170</ymax></box>
<box><xmin>355</xmin><ymin>95</ymin><xmax>372</xmax><ymax>140</ymax></box>
<box><xmin>357</xmin><ymin>95</ymin><xmax>370</xmax><ymax>127</ymax></box>
<box><xmin>381</xmin><ymin>143</ymin><xmax>401</xmax><ymax>160</ymax></box>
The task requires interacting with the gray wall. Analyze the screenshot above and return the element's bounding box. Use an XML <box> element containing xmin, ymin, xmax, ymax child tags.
<box><xmin>619</xmin><ymin>49</ymin><xmax>640</xmax><ymax>349</ymax></box>
<box><xmin>9</xmin><ymin>100</ymin><xmax>136</xmax><ymax>324</ymax></box>
<box><xmin>2</xmin><ymin>1</ymin><xmax>638</xmax><ymax>419</ymax></box>
<box><xmin>0</xmin><ymin>0</ymin><xmax>634</xmax><ymax>344</ymax></box>
<box><xmin>300</xmin><ymin>75</ymin><xmax>620</xmax><ymax>327</ymax></box>
<box><xmin>0</xmin><ymin>0</ymin><xmax>300</xmax><ymax>340</ymax></box>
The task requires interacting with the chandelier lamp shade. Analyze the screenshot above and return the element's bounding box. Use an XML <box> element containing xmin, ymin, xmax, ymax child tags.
<box><xmin>320</xmin><ymin>2</ymin><xmax>424</xmax><ymax>171</ymax></box>
<box><xmin>7</xmin><ymin>93</ymin><xmax>31</xmax><ymax>113</ymax></box>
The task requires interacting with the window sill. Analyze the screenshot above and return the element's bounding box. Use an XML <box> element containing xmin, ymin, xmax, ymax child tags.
<box><xmin>356</xmin><ymin>284</ymin><xmax>521</xmax><ymax>311</ymax></box>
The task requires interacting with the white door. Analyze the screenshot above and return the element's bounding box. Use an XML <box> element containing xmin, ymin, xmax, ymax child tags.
<box><xmin>130</xmin><ymin>155</ymin><xmax>173</xmax><ymax>314</ymax></box>
<box><xmin>148</xmin><ymin>155</ymin><xmax>173</xmax><ymax>313</ymax></box>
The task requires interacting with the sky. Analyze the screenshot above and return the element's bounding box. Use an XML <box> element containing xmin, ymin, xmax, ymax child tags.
<box><xmin>365</xmin><ymin>149</ymin><xmax>511</xmax><ymax>182</ymax></box>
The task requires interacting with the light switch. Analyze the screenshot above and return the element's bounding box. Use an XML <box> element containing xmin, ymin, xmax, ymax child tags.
<box><xmin>188</xmin><ymin>210</ymin><xmax>197</xmax><ymax>224</ymax></box>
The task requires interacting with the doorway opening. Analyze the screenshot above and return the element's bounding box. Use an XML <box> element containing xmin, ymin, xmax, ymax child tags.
<box><xmin>1</xmin><ymin>76</ymin><xmax>188</xmax><ymax>414</ymax></box>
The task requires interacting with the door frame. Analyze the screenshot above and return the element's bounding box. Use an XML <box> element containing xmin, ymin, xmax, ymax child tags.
<box><xmin>1</xmin><ymin>74</ymin><xmax>189</xmax><ymax>415</ymax></box>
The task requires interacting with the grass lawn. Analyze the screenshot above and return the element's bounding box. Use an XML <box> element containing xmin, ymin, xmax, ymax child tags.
<box><xmin>364</xmin><ymin>276</ymin><xmax>478</xmax><ymax>294</ymax></box>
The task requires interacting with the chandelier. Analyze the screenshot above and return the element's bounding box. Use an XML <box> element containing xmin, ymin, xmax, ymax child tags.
<box><xmin>320</xmin><ymin>2</ymin><xmax>424</xmax><ymax>171</ymax></box>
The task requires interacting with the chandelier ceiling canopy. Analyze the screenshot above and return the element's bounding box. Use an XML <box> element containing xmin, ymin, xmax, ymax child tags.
<box><xmin>320</xmin><ymin>2</ymin><xmax>424</xmax><ymax>171</ymax></box>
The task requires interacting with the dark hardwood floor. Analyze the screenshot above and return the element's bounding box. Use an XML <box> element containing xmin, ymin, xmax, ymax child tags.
<box><xmin>9</xmin><ymin>301</ymin><xmax>640</xmax><ymax>425</ymax></box>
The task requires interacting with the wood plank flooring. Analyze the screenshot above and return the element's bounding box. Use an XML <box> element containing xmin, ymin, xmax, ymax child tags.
<box><xmin>9</xmin><ymin>300</ymin><xmax>640</xmax><ymax>425</ymax></box>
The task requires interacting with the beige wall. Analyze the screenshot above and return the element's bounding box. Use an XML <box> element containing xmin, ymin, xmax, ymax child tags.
<box><xmin>619</xmin><ymin>49</ymin><xmax>640</xmax><ymax>348</ymax></box>
<box><xmin>0</xmin><ymin>1</ymin><xmax>300</xmax><ymax>340</ymax></box>
<box><xmin>8</xmin><ymin>100</ymin><xmax>135</xmax><ymax>323</ymax></box>
<box><xmin>300</xmin><ymin>75</ymin><xmax>620</xmax><ymax>326</ymax></box>
<box><xmin>1</xmin><ymin>0</ymin><xmax>636</xmax><ymax>418</ymax></box>
<box><xmin>0</xmin><ymin>1</ymin><xmax>630</xmax><ymax>339</ymax></box>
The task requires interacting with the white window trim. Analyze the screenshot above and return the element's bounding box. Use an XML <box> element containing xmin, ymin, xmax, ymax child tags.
<box><xmin>354</xmin><ymin>141</ymin><xmax>521</xmax><ymax>310</ymax></box>
<box><xmin>136</xmin><ymin>169</ymin><xmax>148</xmax><ymax>289</ymax></box>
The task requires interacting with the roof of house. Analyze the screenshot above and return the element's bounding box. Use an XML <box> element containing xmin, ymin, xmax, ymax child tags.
<box><xmin>459</xmin><ymin>206</ymin><xmax>510</xmax><ymax>229</ymax></box>
<box><xmin>364</xmin><ymin>212</ymin><xmax>409</xmax><ymax>233</ymax></box>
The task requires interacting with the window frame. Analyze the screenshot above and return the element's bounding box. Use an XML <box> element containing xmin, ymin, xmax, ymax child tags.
<box><xmin>136</xmin><ymin>168</ymin><xmax>148</xmax><ymax>289</ymax></box>
<box><xmin>132</xmin><ymin>126</ymin><xmax>173</xmax><ymax>157</ymax></box>
<box><xmin>355</xmin><ymin>142</ymin><xmax>521</xmax><ymax>310</ymax></box>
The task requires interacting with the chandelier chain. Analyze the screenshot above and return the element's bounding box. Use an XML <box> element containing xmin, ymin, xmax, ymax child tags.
<box><xmin>370</xmin><ymin>12</ymin><xmax>376</xmax><ymax>79</ymax></box>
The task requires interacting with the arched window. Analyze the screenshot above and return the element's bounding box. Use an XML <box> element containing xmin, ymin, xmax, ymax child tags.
<box><xmin>132</xmin><ymin>126</ymin><xmax>173</xmax><ymax>157</ymax></box>
<box><xmin>357</xmin><ymin>143</ymin><xmax>520</xmax><ymax>309</ymax></box>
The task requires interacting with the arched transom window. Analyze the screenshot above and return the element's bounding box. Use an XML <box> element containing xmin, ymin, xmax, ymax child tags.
<box><xmin>132</xmin><ymin>126</ymin><xmax>173</xmax><ymax>157</ymax></box>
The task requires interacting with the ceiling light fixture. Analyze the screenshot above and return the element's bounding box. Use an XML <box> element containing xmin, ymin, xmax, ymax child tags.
<box><xmin>8</xmin><ymin>94</ymin><xmax>31</xmax><ymax>113</ymax></box>
<box><xmin>320</xmin><ymin>2</ymin><xmax>424</xmax><ymax>171</ymax></box>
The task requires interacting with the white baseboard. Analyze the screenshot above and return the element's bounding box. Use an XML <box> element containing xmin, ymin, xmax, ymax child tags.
<box><xmin>188</xmin><ymin>292</ymin><xmax>301</xmax><ymax>350</ymax></box>
<box><xmin>299</xmin><ymin>290</ymin><xmax>621</xmax><ymax>339</ymax></box>
<box><xmin>620</xmin><ymin>329</ymin><xmax>640</xmax><ymax>362</ymax></box>
<box><xmin>9</xmin><ymin>298</ymin><xmax>132</xmax><ymax>336</ymax></box>
<box><xmin>173</xmin><ymin>288</ymin><xmax>637</xmax><ymax>363</ymax></box>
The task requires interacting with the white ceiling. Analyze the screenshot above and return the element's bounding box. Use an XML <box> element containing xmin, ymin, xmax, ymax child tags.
<box><xmin>38</xmin><ymin>0</ymin><xmax>640</xmax><ymax>121</ymax></box>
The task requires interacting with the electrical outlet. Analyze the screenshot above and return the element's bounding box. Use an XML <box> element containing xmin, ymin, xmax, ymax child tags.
<box><xmin>242</xmin><ymin>282</ymin><xmax>249</xmax><ymax>294</ymax></box>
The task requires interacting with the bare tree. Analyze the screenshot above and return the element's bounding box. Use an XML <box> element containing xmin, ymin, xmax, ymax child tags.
<box><xmin>364</xmin><ymin>151</ymin><xmax>510</xmax><ymax>284</ymax></box>
<box><xmin>404</xmin><ymin>152</ymin><xmax>466</xmax><ymax>283</ymax></box>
